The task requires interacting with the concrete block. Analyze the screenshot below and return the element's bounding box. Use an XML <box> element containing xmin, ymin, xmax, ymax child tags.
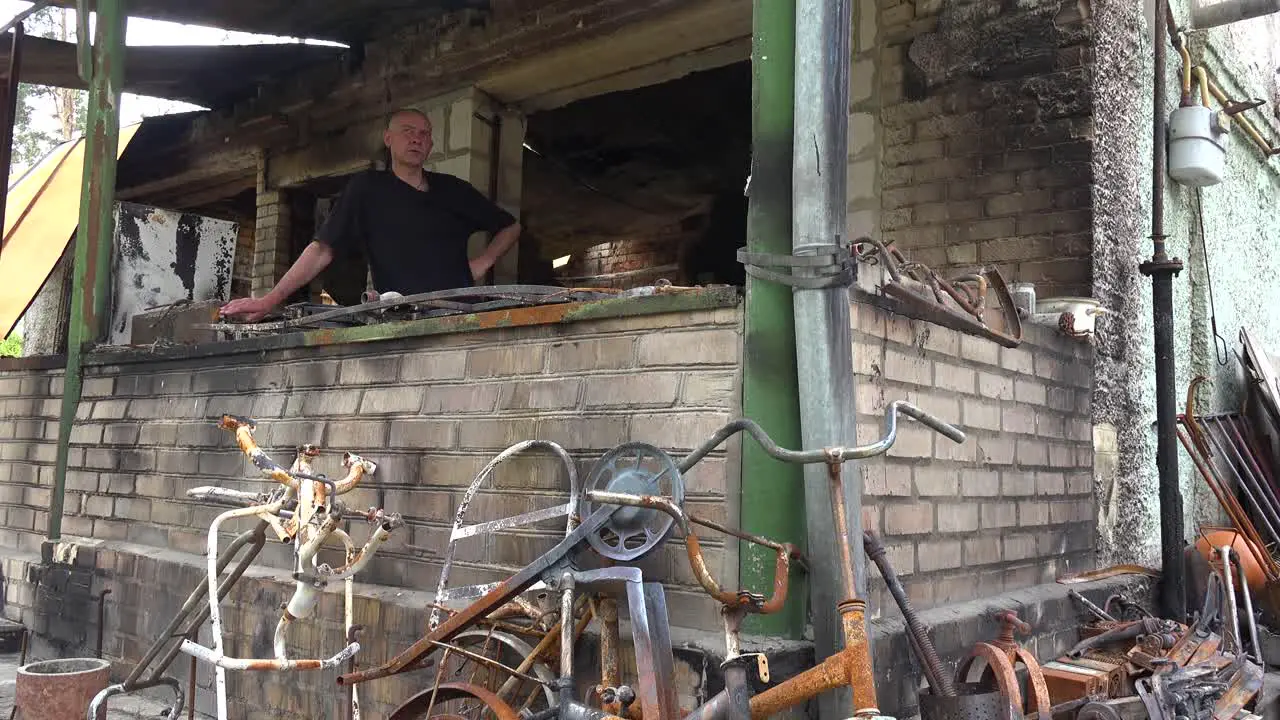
<box><xmin>1016</xmin><ymin>438</ymin><xmax>1050</xmax><ymax>467</ymax></box>
<box><xmin>886</xmin><ymin>423</ymin><xmax>932</xmax><ymax>459</ymax></box>
<box><xmin>361</xmin><ymin>387</ymin><xmax>425</xmax><ymax>415</ymax></box>
<box><xmin>1001</xmin><ymin>347</ymin><xmax>1036</xmax><ymax>374</ymax></box>
<box><xmin>325</xmin><ymin>420</ymin><xmax>388</xmax><ymax>448</ymax></box>
<box><xmin>934</xmin><ymin>362</ymin><xmax>976</xmax><ymax>393</ymax></box>
<box><xmin>680</xmin><ymin>371</ymin><xmax>735</xmax><ymax>408</ymax></box>
<box><xmin>1015</xmin><ymin>379</ymin><xmax>1048</xmax><ymax>405</ymax></box>
<box><xmin>389</xmin><ymin>420</ymin><xmax>456</xmax><ymax>449</ymax></box>
<box><xmin>285</xmin><ymin>362</ymin><xmax>340</xmax><ymax>388</ymax></box>
<box><xmin>457</xmin><ymin>418</ymin><xmax>537</xmax><ymax>450</ymax></box>
<box><xmin>937</xmin><ymin>503</ymin><xmax>980</xmax><ymax>532</ymax></box>
<box><xmin>468</xmin><ymin>346</ymin><xmax>546</xmax><ymax>377</ymax></box>
<box><xmin>340</xmin><ymin>356</ymin><xmax>402</xmax><ymax>385</ymax></box>
<box><xmin>963</xmin><ymin>535</ymin><xmax>1002</xmax><ymax>565</ymax></box>
<box><xmin>914</xmin><ymin>466</ymin><xmax>958</xmax><ymax>496</ymax></box>
<box><xmin>539</xmin><ymin>416</ymin><xmax>632</xmax><ymax>451</ymax></box>
<box><xmin>885</xmin><ymin>502</ymin><xmax>933</xmax><ymax>535</ymax></box>
<box><xmin>500</xmin><ymin>378</ymin><xmax>583</xmax><ymax>411</ymax></box>
<box><xmin>917</xmin><ymin>540</ymin><xmax>962</xmax><ymax>572</ymax></box>
<box><xmin>981</xmin><ymin>502</ymin><xmax>1017</xmax><ymax>529</ymax></box>
<box><xmin>962</xmin><ymin>398</ymin><xmax>1001</xmax><ymax>431</ymax></box>
<box><xmin>1003</xmin><ymin>534</ymin><xmax>1039</xmax><ymax>561</ymax></box>
<box><xmin>637</xmin><ymin>330</ymin><xmax>737</xmax><ymax>367</ymax></box>
<box><xmin>582</xmin><ymin>373</ymin><xmax>679</xmax><ymax>409</ymax></box>
<box><xmin>883</xmin><ymin>349</ymin><xmax>931</xmax><ymax>386</ymax></box>
<box><xmin>290</xmin><ymin>389</ymin><xmax>363</xmax><ymax>416</ymax></box>
<box><xmin>546</xmin><ymin>338</ymin><xmax>636</xmax><ymax>373</ymax></box>
<box><xmin>1018</xmin><ymin>500</ymin><xmax>1050</xmax><ymax>527</ymax></box>
<box><xmin>863</xmin><ymin>461</ymin><xmax>911</xmax><ymax>496</ymax></box>
<box><xmin>423</xmin><ymin>384</ymin><xmax>500</xmax><ymax>413</ymax></box>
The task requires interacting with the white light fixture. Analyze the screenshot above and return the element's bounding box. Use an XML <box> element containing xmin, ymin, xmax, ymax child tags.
<box><xmin>552</xmin><ymin>255</ymin><xmax>571</xmax><ymax>268</ymax></box>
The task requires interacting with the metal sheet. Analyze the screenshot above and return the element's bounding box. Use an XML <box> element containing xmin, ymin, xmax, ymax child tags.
<box><xmin>108</xmin><ymin>201</ymin><xmax>238</xmax><ymax>345</ymax></box>
<box><xmin>0</xmin><ymin>124</ymin><xmax>140</xmax><ymax>338</ymax></box>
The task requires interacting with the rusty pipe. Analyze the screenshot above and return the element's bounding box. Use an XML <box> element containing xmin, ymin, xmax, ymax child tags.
<box><xmin>1200</xmin><ymin>68</ymin><xmax>1279</xmax><ymax>156</ymax></box>
<box><xmin>1192</xmin><ymin>66</ymin><xmax>1212</xmax><ymax>109</ymax></box>
<box><xmin>335</xmin><ymin>452</ymin><xmax>377</xmax><ymax>495</ymax></box>
<box><xmin>599</xmin><ymin>598</ymin><xmax>620</xmax><ymax>690</ymax></box>
<box><xmin>1176</xmin><ymin>423</ymin><xmax>1278</xmax><ymax>579</ymax></box>
<box><xmin>862</xmin><ymin>531</ymin><xmax>954</xmax><ymax>697</ymax></box>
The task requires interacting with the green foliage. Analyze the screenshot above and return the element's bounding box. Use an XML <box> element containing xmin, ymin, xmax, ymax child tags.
<box><xmin>0</xmin><ymin>333</ymin><xmax>22</xmax><ymax>358</ymax></box>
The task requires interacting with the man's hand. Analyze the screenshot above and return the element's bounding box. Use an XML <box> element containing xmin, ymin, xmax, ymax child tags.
<box><xmin>219</xmin><ymin>296</ymin><xmax>276</xmax><ymax>323</ymax></box>
<box><xmin>469</xmin><ymin>256</ymin><xmax>494</xmax><ymax>283</ymax></box>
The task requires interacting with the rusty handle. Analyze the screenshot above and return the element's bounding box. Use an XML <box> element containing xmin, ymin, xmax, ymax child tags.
<box><xmin>588</xmin><ymin>490</ymin><xmax>797</xmax><ymax>614</ymax></box>
<box><xmin>685</xmin><ymin>532</ymin><xmax>794</xmax><ymax>614</ymax></box>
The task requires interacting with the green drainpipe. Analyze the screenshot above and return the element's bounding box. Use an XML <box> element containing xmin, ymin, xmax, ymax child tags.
<box><xmin>738</xmin><ymin>0</ymin><xmax>805</xmax><ymax>639</ymax></box>
<box><xmin>49</xmin><ymin>0</ymin><xmax>128</xmax><ymax>541</ymax></box>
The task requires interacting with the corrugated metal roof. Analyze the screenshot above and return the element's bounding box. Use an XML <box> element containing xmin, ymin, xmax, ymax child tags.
<box><xmin>46</xmin><ymin>0</ymin><xmax>485</xmax><ymax>43</ymax></box>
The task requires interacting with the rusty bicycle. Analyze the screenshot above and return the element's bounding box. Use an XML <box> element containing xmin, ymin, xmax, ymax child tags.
<box><xmin>336</xmin><ymin>400</ymin><xmax>966</xmax><ymax>720</ymax></box>
<box><xmin>89</xmin><ymin>415</ymin><xmax>405</xmax><ymax>720</ymax></box>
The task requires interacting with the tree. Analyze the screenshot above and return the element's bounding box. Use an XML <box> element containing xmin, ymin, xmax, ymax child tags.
<box><xmin>9</xmin><ymin>7</ymin><xmax>87</xmax><ymax>178</ymax></box>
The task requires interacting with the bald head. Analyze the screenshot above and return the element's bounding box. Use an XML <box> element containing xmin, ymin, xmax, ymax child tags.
<box><xmin>384</xmin><ymin>108</ymin><xmax>432</xmax><ymax>168</ymax></box>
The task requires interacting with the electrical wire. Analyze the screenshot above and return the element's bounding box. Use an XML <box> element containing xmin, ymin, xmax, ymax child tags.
<box><xmin>1195</xmin><ymin>187</ymin><xmax>1230</xmax><ymax>366</ymax></box>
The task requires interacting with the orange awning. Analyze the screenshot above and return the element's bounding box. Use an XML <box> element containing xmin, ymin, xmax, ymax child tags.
<box><xmin>0</xmin><ymin>123</ymin><xmax>141</xmax><ymax>337</ymax></box>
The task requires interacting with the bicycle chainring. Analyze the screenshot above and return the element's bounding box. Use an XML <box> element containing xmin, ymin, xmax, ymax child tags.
<box><xmin>582</xmin><ymin>442</ymin><xmax>685</xmax><ymax>562</ymax></box>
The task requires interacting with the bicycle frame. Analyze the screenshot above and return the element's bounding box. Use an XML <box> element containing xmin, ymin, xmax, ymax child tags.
<box><xmin>346</xmin><ymin>400</ymin><xmax>964</xmax><ymax>720</ymax></box>
<box><xmin>91</xmin><ymin>415</ymin><xmax>404</xmax><ymax>720</ymax></box>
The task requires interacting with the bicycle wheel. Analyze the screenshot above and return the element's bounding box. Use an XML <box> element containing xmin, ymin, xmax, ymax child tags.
<box><xmin>390</xmin><ymin>629</ymin><xmax>558</xmax><ymax>720</ymax></box>
<box><xmin>390</xmin><ymin>682</ymin><xmax>521</xmax><ymax>720</ymax></box>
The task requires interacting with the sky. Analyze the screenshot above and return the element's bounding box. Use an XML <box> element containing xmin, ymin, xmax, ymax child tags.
<box><xmin>0</xmin><ymin>1</ymin><xmax>342</xmax><ymax>130</ymax></box>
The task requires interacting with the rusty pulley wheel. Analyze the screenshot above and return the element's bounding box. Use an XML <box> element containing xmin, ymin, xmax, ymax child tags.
<box><xmin>581</xmin><ymin>442</ymin><xmax>685</xmax><ymax>561</ymax></box>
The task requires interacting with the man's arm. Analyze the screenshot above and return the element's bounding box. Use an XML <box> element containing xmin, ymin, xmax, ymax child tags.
<box><xmin>469</xmin><ymin>221</ymin><xmax>522</xmax><ymax>282</ymax></box>
<box><xmin>220</xmin><ymin>241</ymin><xmax>335</xmax><ymax>322</ymax></box>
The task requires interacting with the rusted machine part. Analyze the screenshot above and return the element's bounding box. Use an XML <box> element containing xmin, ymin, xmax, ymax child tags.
<box><xmin>1068</xmin><ymin>590</ymin><xmax>1116</xmax><ymax>623</ymax></box>
<box><xmin>839</xmin><ymin>600</ymin><xmax>881</xmax><ymax>717</ymax></box>
<box><xmin>1067</xmin><ymin>618</ymin><xmax>1169</xmax><ymax>659</ymax></box>
<box><xmin>186</xmin><ymin>651</ymin><xmax>195</xmax><ymax>720</ymax></box>
<box><xmin>955</xmin><ymin>643</ymin><xmax>1024</xmax><ymax>714</ymax></box>
<box><xmin>1214</xmin><ymin>659</ymin><xmax>1265</xmax><ymax>719</ymax></box>
<box><xmin>1011</xmin><ymin>648</ymin><xmax>1053</xmax><ymax>719</ymax></box>
<box><xmin>862</xmin><ymin>529</ymin><xmax>954</xmax><ymax>697</ymax></box>
<box><xmin>95</xmin><ymin>587</ymin><xmax>111</xmax><ymax>658</ymax></box>
<box><xmin>389</xmin><ymin>682</ymin><xmax>522</xmax><ymax>720</ymax></box>
<box><xmin>16</xmin><ymin>658</ymin><xmax>110</xmax><ymax>720</ymax></box>
<box><xmin>991</xmin><ymin>611</ymin><xmax>1032</xmax><ymax>656</ymax></box>
<box><xmin>856</xmin><ymin>237</ymin><xmax>1023</xmax><ymax>348</ymax></box>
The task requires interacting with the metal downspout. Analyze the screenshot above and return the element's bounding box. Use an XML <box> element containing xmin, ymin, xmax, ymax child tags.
<box><xmin>792</xmin><ymin>0</ymin><xmax>858</xmax><ymax>718</ymax></box>
<box><xmin>1140</xmin><ymin>0</ymin><xmax>1186</xmax><ymax>621</ymax></box>
<box><xmin>740</xmin><ymin>0</ymin><xmax>806</xmax><ymax>638</ymax></box>
<box><xmin>50</xmin><ymin>0</ymin><xmax>128</xmax><ymax>540</ymax></box>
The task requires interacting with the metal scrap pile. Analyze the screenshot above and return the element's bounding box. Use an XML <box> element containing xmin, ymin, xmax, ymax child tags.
<box><xmin>917</xmin><ymin>569</ymin><xmax>1266</xmax><ymax>720</ymax></box>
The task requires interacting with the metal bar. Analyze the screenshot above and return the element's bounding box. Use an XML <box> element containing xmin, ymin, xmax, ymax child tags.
<box><xmin>1141</xmin><ymin>0</ymin><xmax>1187</xmax><ymax>621</ymax></box>
<box><xmin>1176</xmin><ymin>423</ymin><xmax>1278</xmax><ymax>578</ymax></box>
<box><xmin>451</xmin><ymin>503</ymin><xmax>572</xmax><ymax>540</ymax></box>
<box><xmin>1203</xmin><ymin>417</ymin><xmax>1280</xmax><ymax>533</ymax></box>
<box><xmin>1199</xmin><ymin>420</ymin><xmax>1280</xmax><ymax>548</ymax></box>
<box><xmin>0</xmin><ymin>22</ymin><xmax>24</xmax><ymax>245</ymax></box>
<box><xmin>1221</xmin><ymin>416</ymin><xmax>1280</xmax><ymax>508</ymax></box>
<box><xmin>50</xmin><ymin>0</ymin><xmax>127</xmax><ymax>540</ymax></box>
<box><xmin>1190</xmin><ymin>0</ymin><xmax>1280</xmax><ymax>29</ymax></box>
<box><xmin>739</xmin><ymin>0</ymin><xmax>806</xmax><ymax>640</ymax></box>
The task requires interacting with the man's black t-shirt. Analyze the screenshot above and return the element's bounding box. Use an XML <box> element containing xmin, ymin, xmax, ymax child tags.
<box><xmin>315</xmin><ymin>169</ymin><xmax>516</xmax><ymax>296</ymax></box>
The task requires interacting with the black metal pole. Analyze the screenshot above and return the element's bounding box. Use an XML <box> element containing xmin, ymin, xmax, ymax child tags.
<box><xmin>1140</xmin><ymin>0</ymin><xmax>1186</xmax><ymax>622</ymax></box>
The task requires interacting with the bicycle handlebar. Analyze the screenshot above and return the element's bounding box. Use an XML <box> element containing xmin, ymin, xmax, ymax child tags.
<box><xmin>676</xmin><ymin>400</ymin><xmax>965</xmax><ymax>473</ymax></box>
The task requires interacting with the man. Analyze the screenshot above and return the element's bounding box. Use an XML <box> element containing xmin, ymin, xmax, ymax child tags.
<box><xmin>220</xmin><ymin>108</ymin><xmax>521</xmax><ymax>322</ymax></box>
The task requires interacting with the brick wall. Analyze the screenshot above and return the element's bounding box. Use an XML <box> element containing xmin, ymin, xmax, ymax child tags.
<box><xmin>852</xmin><ymin>297</ymin><xmax>1096</xmax><ymax>614</ymax></box>
<box><xmin>557</xmin><ymin>225</ymin><xmax>693</xmax><ymax>290</ymax></box>
<box><xmin>0</xmin><ymin>305</ymin><xmax>739</xmax><ymax>717</ymax></box>
<box><xmin>875</xmin><ymin>0</ymin><xmax>1094</xmax><ymax>298</ymax></box>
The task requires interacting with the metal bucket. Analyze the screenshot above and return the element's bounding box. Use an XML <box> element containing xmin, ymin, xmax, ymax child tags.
<box><xmin>919</xmin><ymin>683</ymin><xmax>1018</xmax><ymax>720</ymax></box>
<box><xmin>15</xmin><ymin>658</ymin><xmax>111</xmax><ymax>720</ymax></box>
